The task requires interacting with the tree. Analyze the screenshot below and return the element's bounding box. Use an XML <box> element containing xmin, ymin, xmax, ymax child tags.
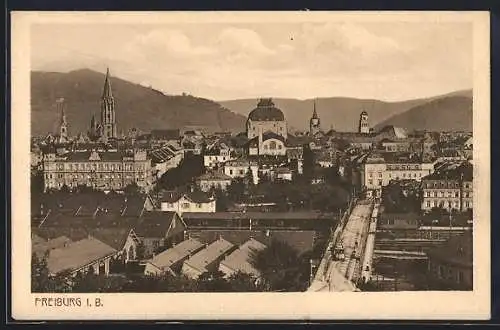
<box><xmin>195</xmin><ymin>270</ymin><xmax>232</xmax><ymax>292</ymax></box>
<box><xmin>126</xmin><ymin>182</ymin><xmax>142</xmax><ymax>194</ymax></box>
<box><xmin>227</xmin><ymin>271</ymin><xmax>264</xmax><ymax>292</ymax></box>
<box><xmin>250</xmin><ymin>239</ymin><xmax>310</xmax><ymax>292</ymax></box>
<box><xmin>31</xmin><ymin>253</ymin><xmax>71</xmax><ymax>293</ymax></box>
<box><xmin>227</xmin><ymin>178</ymin><xmax>245</xmax><ymax>202</ymax></box>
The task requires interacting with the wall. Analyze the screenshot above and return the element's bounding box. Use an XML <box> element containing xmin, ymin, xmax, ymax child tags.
<box><xmin>160</xmin><ymin>195</ymin><xmax>216</xmax><ymax>214</ymax></box>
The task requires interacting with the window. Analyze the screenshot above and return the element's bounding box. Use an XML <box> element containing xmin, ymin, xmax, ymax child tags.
<box><xmin>270</xmin><ymin>141</ymin><xmax>277</xmax><ymax>150</ymax></box>
<box><xmin>369</xmin><ymin>172</ymin><xmax>373</xmax><ymax>178</ymax></box>
<box><xmin>368</xmin><ymin>179</ymin><xmax>373</xmax><ymax>185</ymax></box>
<box><xmin>197</xmin><ymin>203</ymin><xmax>202</xmax><ymax>208</ymax></box>
<box><xmin>239</xmin><ymin>170</ymin><xmax>244</xmax><ymax>175</ymax></box>
<box><xmin>229</xmin><ymin>170</ymin><xmax>233</xmax><ymax>175</ymax></box>
<box><xmin>455</xmin><ymin>192</ymin><xmax>459</xmax><ymax>198</ymax></box>
<box><xmin>378</xmin><ymin>180</ymin><xmax>382</xmax><ymax>186</ymax></box>
<box><xmin>182</xmin><ymin>203</ymin><xmax>190</xmax><ymax>209</ymax></box>
<box><xmin>378</xmin><ymin>172</ymin><xmax>382</xmax><ymax>178</ymax></box>
<box><xmin>426</xmin><ymin>201</ymin><xmax>430</xmax><ymax>208</ymax></box>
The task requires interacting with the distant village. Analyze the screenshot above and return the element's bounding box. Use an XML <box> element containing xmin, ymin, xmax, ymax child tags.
<box><xmin>31</xmin><ymin>68</ymin><xmax>474</xmax><ymax>292</ymax></box>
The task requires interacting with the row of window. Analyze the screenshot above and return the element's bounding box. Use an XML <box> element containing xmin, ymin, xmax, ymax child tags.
<box><xmin>424</xmin><ymin>181</ymin><xmax>472</xmax><ymax>189</ymax></box>
<box><xmin>164</xmin><ymin>202</ymin><xmax>205</xmax><ymax>209</ymax></box>
<box><xmin>424</xmin><ymin>191</ymin><xmax>471</xmax><ymax>198</ymax></box>
<box><xmin>47</xmin><ymin>173</ymin><xmax>145</xmax><ymax>180</ymax></box>
<box><xmin>386</xmin><ymin>164</ymin><xmax>423</xmax><ymax>171</ymax></box>
<box><xmin>424</xmin><ymin>200</ymin><xmax>471</xmax><ymax>209</ymax></box>
<box><xmin>54</xmin><ymin>163</ymin><xmax>146</xmax><ymax>171</ymax></box>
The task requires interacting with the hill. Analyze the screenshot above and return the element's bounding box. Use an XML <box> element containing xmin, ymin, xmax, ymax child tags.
<box><xmin>219</xmin><ymin>89</ymin><xmax>472</xmax><ymax>132</ymax></box>
<box><xmin>31</xmin><ymin>69</ymin><xmax>247</xmax><ymax>136</ymax></box>
<box><xmin>374</xmin><ymin>96</ymin><xmax>473</xmax><ymax>132</ymax></box>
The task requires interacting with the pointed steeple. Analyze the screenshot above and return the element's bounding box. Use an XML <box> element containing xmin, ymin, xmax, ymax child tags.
<box><xmin>58</xmin><ymin>98</ymin><xmax>67</xmax><ymax>125</ymax></box>
<box><xmin>312</xmin><ymin>99</ymin><xmax>318</xmax><ymax>119</ymax></box>
<box><xmin>102</xmin><ymin>67</ymin><xmax>113</xmax><ymax>99</ymax></box>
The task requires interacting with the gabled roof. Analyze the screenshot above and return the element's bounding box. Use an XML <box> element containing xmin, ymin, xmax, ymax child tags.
<box><xmin>33</xmin><ymin>192</ymin><xmax>149</xmax><ymax>221</ymax></box>
<box><xmin>88</xmin><ymin>228</ymin><xmax>134</xmax><ymax>251</ymax></box>
<box><xmin>188</xmin><ymin>230</ymin><xmax>316</xmax><ymax>254</ymax></box>
<box><xmin>183</xmin><ymin>238</ymin><xmax>234</xmax><ymax>272</ymax></box>
<box><xmin>32</xmin><ymin>235</ymin><xmax>72</xmax><ymax>258</ymax></box>
<box><xmin>148</xmin><ymin>238</ymin><xmax>204</xmax><ymax>270</ymax></box>
<box><xmin>134</xmin><ymin>211</ymin><xmax>181</xmax><ymax>238</ymax></box>
<box><xmin>219</xmin><ymin>238</ymin><xmax>266</xmax><ymax>277</ymax></box>
<box><xmin>47</xmin><ymin>237</ymin><xmax>117</xmax><ymax>274</ymax></box>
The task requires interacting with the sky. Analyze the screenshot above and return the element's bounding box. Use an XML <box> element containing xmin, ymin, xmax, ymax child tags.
<box><xmin>30</xmin><ymin>20</ymin><xmax>472</xmax><ymax>101</ymax></box>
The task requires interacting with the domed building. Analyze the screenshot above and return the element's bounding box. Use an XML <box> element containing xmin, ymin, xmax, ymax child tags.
<box><xmin>246</xmin><ymin>98</ymin><xmax>287</xmax><ymax>139</ymax></box>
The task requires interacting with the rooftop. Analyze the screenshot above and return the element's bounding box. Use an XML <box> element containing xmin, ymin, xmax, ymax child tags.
<box><xmin>248</xmin><ymin>98</ymin><xmax>285</xmax><ymax>122</ymax></box>
<box><xmin>423</xmin><ymin>162</ymin><xmax>472</xmax><ymax>181</ymax></box>
<box><xmin>197</xmin><ymin>171</ymin><xmax>232</xmax><ymax>181</ymax></box>
<box><xmin>184</xmin><ymin>238</ymin><xmax>235</xmax><ymax>273</ymax></box>
<box><xmin>219</xmin><ymin>238</ymin><xmax>266</xmax><ymax>277</ymax></box>
<box><xmin>148</xmin><ymin>238</ymin><xmax>204</xmax><ymax>270</ymax></box>
<box><xmin>161</xmin><ymin>190</ymin><xmax>213</xmax><ymax>204</ymax></box>
<box><xmin>47</xmin><ymin>237</ymin><xmax>117</xmax><ymax>274</ymax></box>
<box><xmin>182</xmin><ymin>211</ymin><xmax>334</xmax><ymax>221</ymax></box>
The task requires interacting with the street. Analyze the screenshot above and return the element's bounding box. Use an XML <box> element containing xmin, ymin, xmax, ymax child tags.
<box><xmin>325</xmin><ymin>200</ymin><xmax>373</xmax><ymax>290</ymax></box>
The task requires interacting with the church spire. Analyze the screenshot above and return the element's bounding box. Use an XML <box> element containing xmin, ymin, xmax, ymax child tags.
<box><xmin>309</xmin><ymin>99</ymin><xmax>321</xmax><ymax>136</ymax></box>
<box><xmin>312</xmin><ymin>99</ymin><xmax>318</xmax><ymax>119</ymax></box>
<box><xmin>58</xmin><ymin>98</ymin><xmax>67</xmax><ymax>125</ymax></box>
<box><xmin>102</xmin><ymin>67</ymin><xmax>113</xmax><ymax>99</ymax></box>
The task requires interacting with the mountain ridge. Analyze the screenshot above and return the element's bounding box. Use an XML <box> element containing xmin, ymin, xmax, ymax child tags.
<box><xmin>31</xmin><ymin>68</ymin><xmax>472</xmax><ymax>136</ymax></box>
<box><xmin>219</xmin><ymin>89</ymin><xmax>472</xmax><ymax>132</ymax></box>
<box><xmin>31</xmin><ymin>69</ymin><xmax>247</xmax><ymax>136</ymax></box>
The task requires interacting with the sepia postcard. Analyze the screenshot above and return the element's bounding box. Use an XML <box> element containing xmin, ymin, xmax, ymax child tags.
<box><xmin>10</xmin><ymin>11</ymin><xmax>491</xmax><ymax>320</ymax></box>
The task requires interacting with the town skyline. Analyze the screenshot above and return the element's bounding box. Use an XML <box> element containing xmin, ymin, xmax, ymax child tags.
<box><xmin>31</xmin><ymin>21</ymin><xmax>472</xmax><ymax>101</ymax></box>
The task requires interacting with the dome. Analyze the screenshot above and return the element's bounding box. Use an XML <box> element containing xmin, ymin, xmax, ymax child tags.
<box><xmin>248</xmin><ymin>98</ymin><xmax>285</xmax><ymax>121</ymax></box>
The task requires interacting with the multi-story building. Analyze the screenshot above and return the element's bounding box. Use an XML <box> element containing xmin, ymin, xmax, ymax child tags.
<box><xmin>196</xmin><ymin>171</ymin><xmax>233</xmax><ymax>192</ymax></box>
<box><xmin>351</xmin><ymin>151</ymin><xmax>435</xmax><ymax>197</ymax></box>
<box><xmin>223</xmin><ymin>158</ymin><xmax>259</xmax><ymax>184</ymax></box>
<box><xmin>246</xmin><ymin>98</ymin><xmax>287</xmax><ymax>140</ymax></box>
<box><xmin>150</xmin><ymin>144</ymin><xmax>184</xmax><ymax>178</ymax></box>
<box><xmin>203</xmin><ymin>142</ymin><xmax>234</xmax><ymax>169</ymax></box>
<box><xmin>421</xmin><ymin>162</ymin><xmax>473</xmax><ymax>212</ymax></box>
<box><xmin>160</xmin><ymin>190</ymin><xmax>216</xmax><ymax>215</ymax></box>
<box><xmin>42</xmin><ymin>148</ymin><xmax>153</xmax><ymax>192</ymax></box>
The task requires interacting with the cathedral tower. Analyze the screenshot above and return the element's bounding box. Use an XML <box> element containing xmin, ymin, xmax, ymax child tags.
<box><xmin>309</xmin><ymin>100</ymin><xmax>321</xmax><ymax>135</ymax></box>
<box><xmin>57</xmin><ymin>98</ymin><xmax>68</xmax><ymax>141</ymax></box>
<box><xmin>100</xmin><ymin>68</ymin><xmax>117</xmax><ymax>139</ymax></box>
<box><xmin>358</xmin><ymin>110</ymin><xmax>369</xmax><ymax>134</ymax></box>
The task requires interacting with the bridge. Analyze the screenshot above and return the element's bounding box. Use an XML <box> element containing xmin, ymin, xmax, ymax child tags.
<box><xmin>307</xmin><ymin>198</ymin><xmax>460</xmax><ymax>292</ymax></box>
<box><xmin>308</xmin><ymin>198</ymin><xmax>375</xmax><ymax>292</ymax></box>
